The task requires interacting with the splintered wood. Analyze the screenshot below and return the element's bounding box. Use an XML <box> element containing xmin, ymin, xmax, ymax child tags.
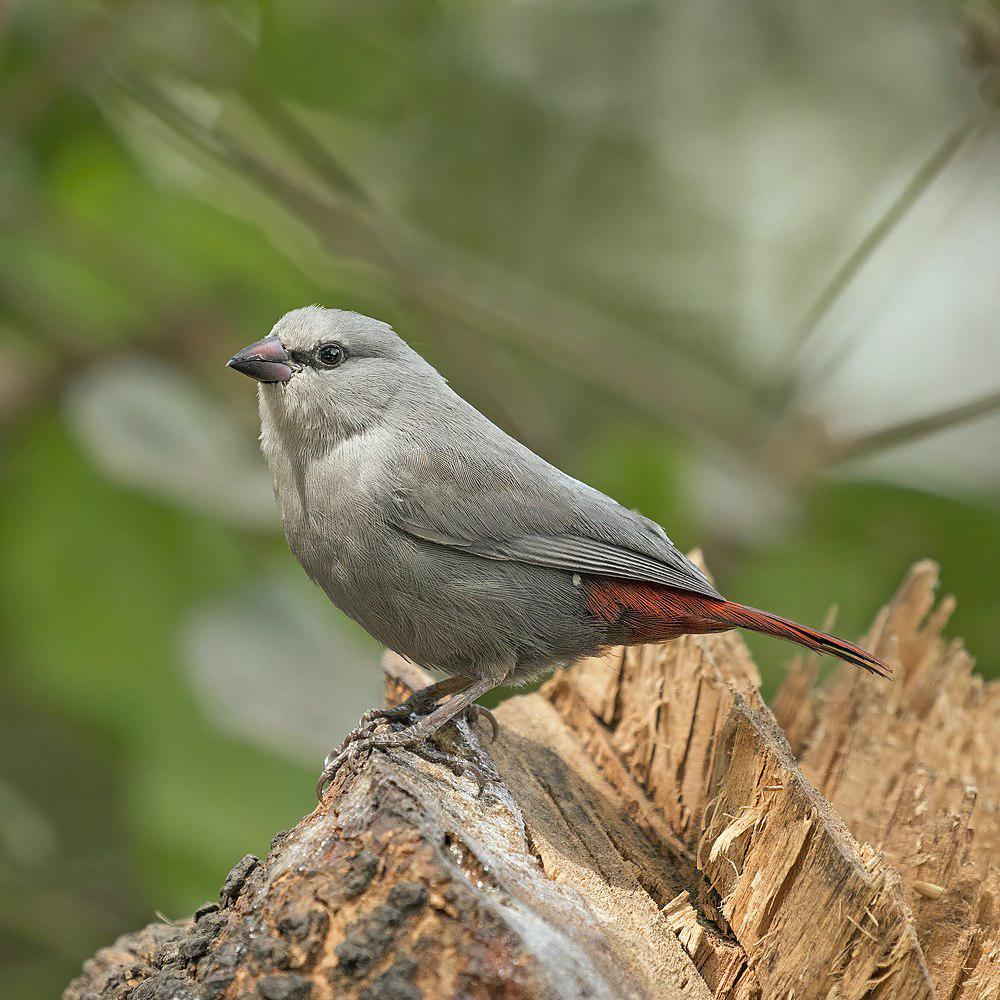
<box><xmin>553</xmin><ymin>560</ymin><xmax>997</xmax><ymax>998</ymax></box>
<box><xmin>773</xmin><ymin>561</ymin><xmax>999</xmax><ymax>998</ymax></box>
<box><xmin>66</xmin><ymin>562</ymin><xmax>998</xmax><ymax>1000</ymax></box>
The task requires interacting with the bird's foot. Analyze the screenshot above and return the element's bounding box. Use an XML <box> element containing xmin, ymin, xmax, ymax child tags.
<box><xmin>316</xmin><ymin>701</ymin><xmax>499</xmax><ymax>801</ymax></box>
<box><xmin>341</xmin><ymin>697</ymin><xmax>498</xmax><ymax>750</ymax></box>
<box><xmin>344</xmin><ymin>703</ymin><xmax>418</xmax><ymax>743</ymax></box>
<box><xmin>315</xmin><ymin>724</ymin><xmax>490</xmax><ymax>800</ymax></box>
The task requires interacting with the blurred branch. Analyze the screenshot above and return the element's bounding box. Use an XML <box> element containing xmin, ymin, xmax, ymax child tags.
<box><xmin>116</xmin><ymin>78</ymin><xmax>398</xmax><ymax>266</ymax></box>
<box><xmin>768</xmin><ymin>110</ymin><xmax>999</xmax><ymax>474</ymax></box>
<box><xmin>28</xmin><ymin>20</ymin><xmax>995</xmax><ymax>487</ymax></box>
<box><xmin>789</xmin><ymin>111</ymin><xmax>993</xmax><ymax>399</ymax></box>
<box><xmin>824</xmin><ymin>386</ymin><xmax>1000</xmax><ymax>467</ymax></box>
<box><xmin>114</xmin><ymin>79</ymin><xmax>769</xmax><ymax>452</ymax></box>
<box><xmin>246</xmin><ymin>90</ymin><xmax>374</xmax><ymax>208</ymax></box>
<box><xmin>798</xmin><ymin>118</ymin><xmax>980</xmax><ymax>343</ymax></box>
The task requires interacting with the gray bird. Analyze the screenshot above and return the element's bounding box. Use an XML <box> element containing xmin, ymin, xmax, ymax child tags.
<box><xmin>228</xmin><ymin>306</ymin><xmax>890</xmax><ymax>794</ymax></box>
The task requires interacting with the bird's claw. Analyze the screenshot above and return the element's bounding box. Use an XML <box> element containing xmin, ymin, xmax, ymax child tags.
<box><xmin>342</xmin><ymin>705</ymin><xmax>414</xmax><ymax>747</ymax></box>
<box><xmin>344</xmin><ymin>693</ymin><xmax>498</xmax><ymax>748</ymax></box>
<box><xmin>315</xmin><ymin>731</ymin><xmax>489</xmax><ymax>800</ymax></box>
<box><xmin>465</xmin><ymin>704</ymin><xmax>499</xmax><ymax>743</ymax></box>
<box><xmin>316</xmin><ymin>712</ymin><xmax>407</xmax><ymax>797</ymax></box>
<box><xmin>316</xmin><ymin>741</ymin><xmax>371</xmax><ymax>799</ymax></box>
<box><xmin>316</xmin><ymin>703</ymin><xmax>498</xmax><ymax>802</ymax></box>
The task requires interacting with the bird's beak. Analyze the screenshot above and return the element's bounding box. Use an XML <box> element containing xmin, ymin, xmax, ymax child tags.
<box><xmin>226</xmin><ymin>336</ymin><xmax>293</xmax><ymax>384</ymax></box>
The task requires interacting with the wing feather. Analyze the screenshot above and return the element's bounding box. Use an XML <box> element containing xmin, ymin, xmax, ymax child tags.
<box><xmin>385</xmin><ymin>411</ymin><xmax>722</xmax><ymax>601</ymax></box>
<box><xmin>392</xmin><ymin>472</ymin><xmax>722</xmax><ymax>599</ymax></box>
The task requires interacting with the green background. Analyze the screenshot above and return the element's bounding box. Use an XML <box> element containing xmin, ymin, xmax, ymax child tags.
<box><xmin>1</xmin><ymin>2</ymin><xmax>998</xmax><ymax>995</ymax></box>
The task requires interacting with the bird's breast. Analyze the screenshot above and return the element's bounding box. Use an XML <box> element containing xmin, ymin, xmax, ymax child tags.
<box><xmin>268</xmin><ymin>429</ymin><xmax>397</xmax><ymax>591</ymax></box>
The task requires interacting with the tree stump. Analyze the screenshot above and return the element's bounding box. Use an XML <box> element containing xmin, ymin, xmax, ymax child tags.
<box><xmin>65</xmin><ymin>562</ymin><xmax>999</xmax><ymax>999</ymax></box>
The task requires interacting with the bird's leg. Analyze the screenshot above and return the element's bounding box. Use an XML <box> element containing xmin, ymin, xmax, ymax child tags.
<box><xmin>346</xmin><ymin>676</ymin><xmax>472</xmax><ymax>743</ymax></box>
<box><xmin>317</xmin><ymin>676</ymin><xmax>501</xmax><ymax>799</ymax></box>
<box><xmin>342</xmin><ymin>675</ymin><xmax>498</xmax><ymax>748</ymax></box>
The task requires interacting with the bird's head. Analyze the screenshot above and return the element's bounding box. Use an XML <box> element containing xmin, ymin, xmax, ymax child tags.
<box><xmin>228</xmin><ymin>306</ymin><xmax>435</xmax><ymax>441</ymax></box>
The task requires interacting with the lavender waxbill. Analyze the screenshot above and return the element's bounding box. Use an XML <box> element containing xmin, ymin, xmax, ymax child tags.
<box><xmin>228</xmin><ymin>307</ymin><xmax>890</xmax><ymax>796</ymax></box>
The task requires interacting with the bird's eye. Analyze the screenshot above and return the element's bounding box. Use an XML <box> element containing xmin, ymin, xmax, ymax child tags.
<box><xmin>316</xmin><ymin>343</ymin><xmax>345</xmax><ymax>368</ymax></box>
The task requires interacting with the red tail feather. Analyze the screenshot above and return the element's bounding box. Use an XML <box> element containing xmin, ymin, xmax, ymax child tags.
<box><xmin>585</xmin><ymin>579</ymin><xmax>891</xmax><ymax>679</ymax></box>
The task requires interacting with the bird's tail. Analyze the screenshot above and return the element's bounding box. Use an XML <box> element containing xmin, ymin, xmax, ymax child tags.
<box><xmin>709</xmin><ymin>601</ymin><xmax>892</xmax><ymax>679</ymax></box>
<box><xmin>585</xmin><ymin>580</ymin><xmax>892</xmax><ymax>679</ymax></box>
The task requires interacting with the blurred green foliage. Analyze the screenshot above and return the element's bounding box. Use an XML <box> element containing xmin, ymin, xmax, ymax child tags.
<box><xmin>1</xmin><ymin>2</ymin><xmax>998</xmax><ymax>995</ymax></box>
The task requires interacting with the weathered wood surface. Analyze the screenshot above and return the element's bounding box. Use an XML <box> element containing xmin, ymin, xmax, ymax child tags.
<box><xmin>773</xmin><ymin>561</ymin><xmax>999</xmax><ymax>998</ymax></box>
<box><xmin>65</xmin><ymin>562</ymin><xmax>998</xmax><ymax>1000</ymax></box>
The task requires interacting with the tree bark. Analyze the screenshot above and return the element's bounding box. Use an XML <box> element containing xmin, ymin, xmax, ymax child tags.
<box><xmin>65</xmin><ymin>562</ymin><xmax>998</xmax><ymax>1000</ymax></box>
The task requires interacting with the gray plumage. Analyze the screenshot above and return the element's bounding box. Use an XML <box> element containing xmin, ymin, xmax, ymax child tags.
<box><xmin>249</xmin><ymin>306</ymin><xmax>717</xmax><ymax>687</ymax></box>
<box><xmin>228</xmin><ymin>306</ymin><xmax>889</xmax><ymax>793</ymax></box>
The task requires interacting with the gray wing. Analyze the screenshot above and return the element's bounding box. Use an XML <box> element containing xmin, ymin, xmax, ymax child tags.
<box><xmin>389</xmin><ymin>435</ymin><xmax>723</xmax><ymax>601</ymax></box>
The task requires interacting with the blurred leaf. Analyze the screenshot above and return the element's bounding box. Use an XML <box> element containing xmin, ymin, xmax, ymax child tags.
<box><xmin>0</xmin><ymin>780</ymin><xmax>57</xmax><ymax>870</ymax></box>
<box><xmin>181</xmin><ymin>569</ymin><xmax>382</xmax><ymax>763</ymax></box>
<box><xmin>0</xmin><ymin>415</ymin><xmax>246</xmax><ymax>725</ymax></box>
<box><xmin>0</xmin><ymin>414</ymin><xmax>321</xmax><ymax>915</ymax></box>
<box><xmin>64</xmin><ymin>355</ymin><xmax>276</xmax><ymax>529</ymax></box>
<box><xmin>123</xmin><ymin>725</ymin><xmax>315</xmax><ymax>913</ymax></box>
